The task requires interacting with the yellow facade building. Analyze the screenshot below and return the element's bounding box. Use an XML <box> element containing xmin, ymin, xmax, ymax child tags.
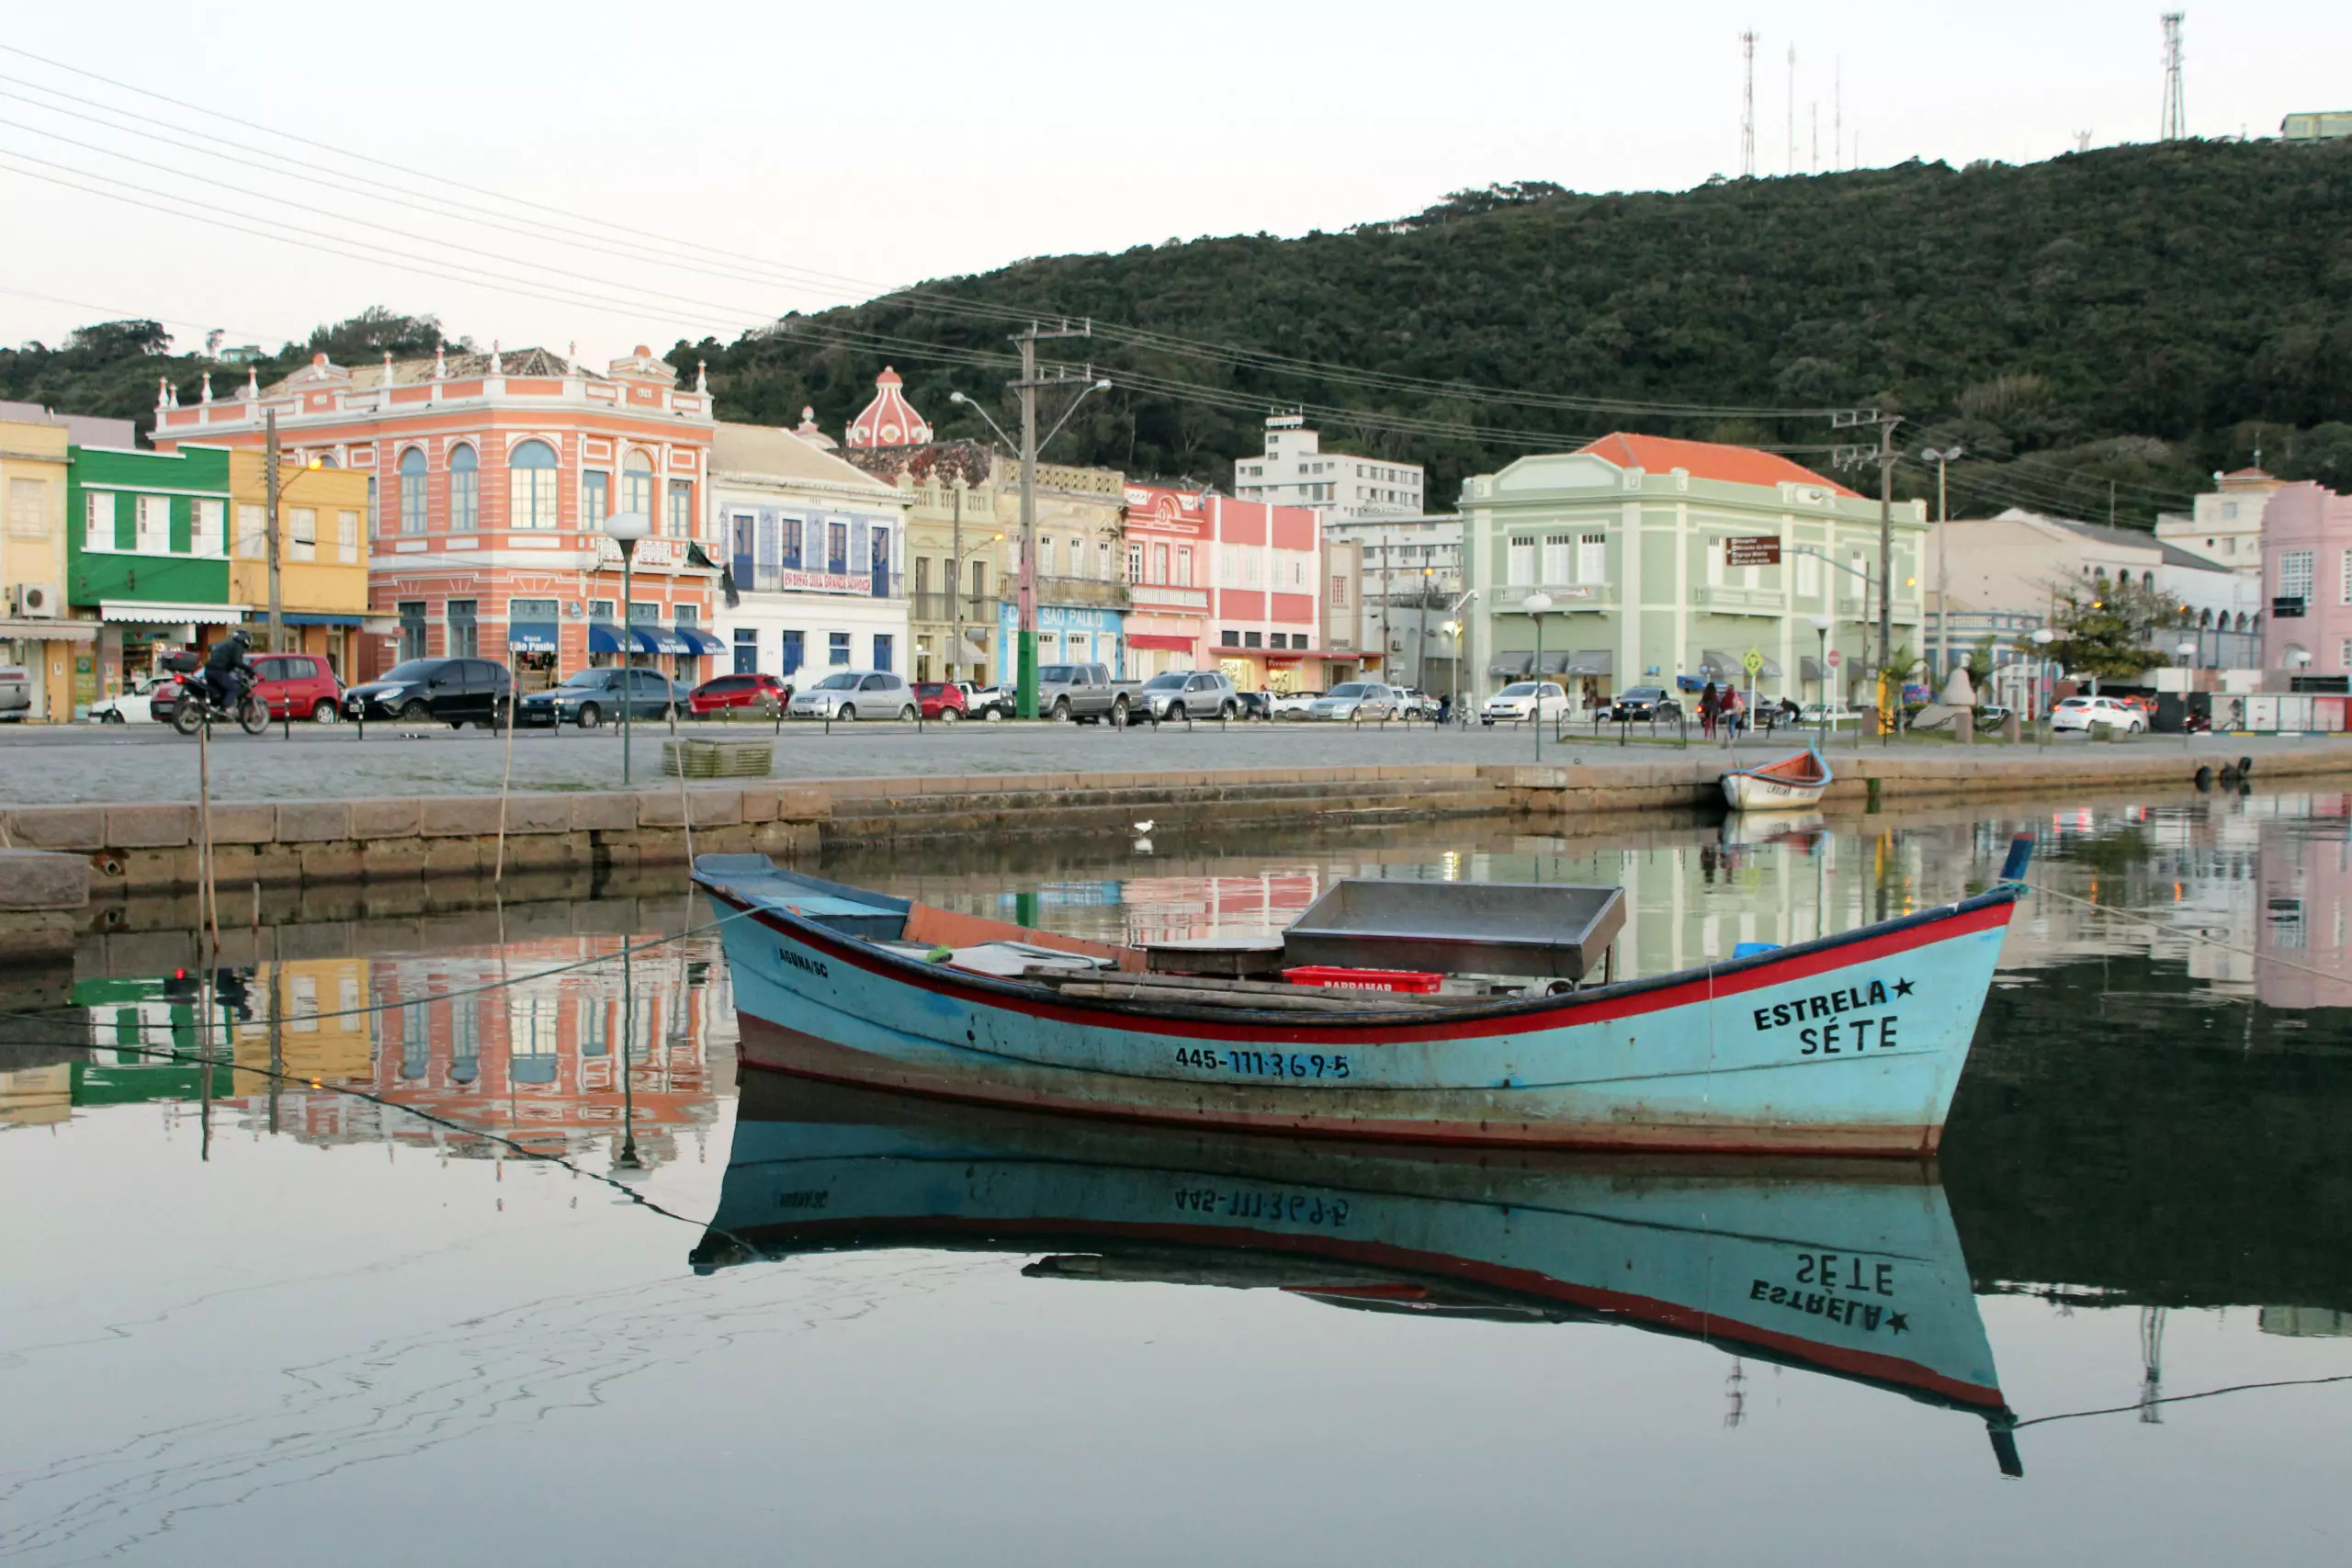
<box><xmin>0</xmin><ymin>409</ymin><xmax>102</xmax><ymax>720</ymax></box>
<box><xmin>224</xmin><ymin>448</ymin><xmax>375</xmax><ymax>673</ymax></box>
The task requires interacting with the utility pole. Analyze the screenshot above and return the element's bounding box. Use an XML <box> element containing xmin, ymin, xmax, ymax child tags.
<box><xmin>264</xmin><ymin>407</ymin><xmax>284</xmax><ymax>653</ymax></box>
<box><xmin>1011</xmin><ymin>319</ymin><xmax>1092</xmax><ymax>719</ymax></box>
<box><xmin>1379</xmin><ymin>530</ymin><xmax>1392</xmax><ymax>682</ymax></box>
<box><xmin>949</xmin><ymin>479</ymin><xmax>963</xmax><ymax>683</ymax></box>
<box><xmin>2160</xmin><ymin>13</ymin><xmax>2187</xmax><ymax>141</ymax></box>
<box><xmin>1739</xmin><ymin>31</ymin><xmax>1757</xmax><ymax>177</ymax></box>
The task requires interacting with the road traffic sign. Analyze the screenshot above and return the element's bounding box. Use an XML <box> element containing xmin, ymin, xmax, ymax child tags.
<box><xmin>1743</xmin><ymin>649</ymin><xmax>1765</xmax><ymax>675</ymax></box>
<box><xmin>1827</xmin><ymin>649</ymin><xmax>1844</xmax><ymax>669</ymax></box>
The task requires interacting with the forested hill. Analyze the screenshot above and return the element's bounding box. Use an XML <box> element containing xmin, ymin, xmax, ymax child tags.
<box><xmin>678</xmin><ymin>137</ymin><xmax>2352</xmax><ymax>525</ymax></box>
<box><xmin>6</xmin><ymin>139</ymin><xmax>2350</xmax><ymax>526</ymax></box>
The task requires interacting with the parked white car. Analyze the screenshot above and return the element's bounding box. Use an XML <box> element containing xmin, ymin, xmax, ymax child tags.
<box><xmin>0</xmin><ymin>664</ymin><xmax>29</xmax><ymax>722</ymax></box>
<box><xmin>786</xmin><ymin>670</ymin><xmax>916</xmax><ymax>721</ymax></box>
<box><xmin>1270</xmin><ymin>689</ymin><xmax>1324</xmax><ymax>720</ymax></box>
<box><xmin>1309</xmin><ymin>682</ymin><xmax>1400</xmax><ymax>722</ymax></box>
<box><xmin>87</xmin><ymin>673</ymin><xmax>179</xmax><ymax>724</ymax></box>
<box><xmin>1481</xmin><ymin>680</ymin><xmax>1571</xmax><ymax>725</ymax></box>
<box><xmin>2050</xmin><ymin>694</ymin><xmax>2145</xmax><ymax>735</ymax></box>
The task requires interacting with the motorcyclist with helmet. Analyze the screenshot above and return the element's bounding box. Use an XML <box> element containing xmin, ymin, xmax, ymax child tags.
<box><xmin>201</xmin><ymin>629</ymin><xmax>254</xmax><ymax>716</ymax></box>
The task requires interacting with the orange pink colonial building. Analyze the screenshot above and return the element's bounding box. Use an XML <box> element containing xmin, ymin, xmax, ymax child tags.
<box><xmin>153</xmin><ymin>344</ymin><xmax>719</xmax><ymax>685</ymax></box>
<box><xmin>1121</xmin><ymin>482</ymin><xmax>1330</xmax><ymax>689</ymax></box>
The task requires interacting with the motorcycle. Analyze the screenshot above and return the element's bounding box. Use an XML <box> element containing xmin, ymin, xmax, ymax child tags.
<box><xmin>169</xmin><ymin>661</ymin><xmax>270</xmax><ymax>738</ymax></box>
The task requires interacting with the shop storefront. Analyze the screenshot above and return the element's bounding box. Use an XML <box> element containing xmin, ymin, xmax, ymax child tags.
<box><xmin>1001</xmin><ymin>602</ymin><xmax>1125</xmax><ymax>675</ymax></box>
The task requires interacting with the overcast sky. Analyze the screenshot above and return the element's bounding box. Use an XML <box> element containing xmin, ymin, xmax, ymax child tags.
<box><xmin>1</xmin><ymin>1</ymin><xmax>2343</xmax><ymax>368</ymax></box>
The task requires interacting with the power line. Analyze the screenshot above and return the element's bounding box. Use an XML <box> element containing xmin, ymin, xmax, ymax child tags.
<box><xmin>0</xmin><ymin>43</ymin><xmax>1863</xmax><ymax>425</ymax></box>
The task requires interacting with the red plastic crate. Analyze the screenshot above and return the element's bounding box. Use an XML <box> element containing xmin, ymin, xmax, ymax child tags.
<box><xmin>1283</xmin><ymin>965</ymin><xmax>1444</xmax><ymax>994</ymax></box>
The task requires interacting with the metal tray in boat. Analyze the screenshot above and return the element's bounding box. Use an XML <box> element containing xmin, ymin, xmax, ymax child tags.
<box><xmin>1280</xmin><ymin>879</ymin><xmax>1625</xmax><ymax>981</ymax></box>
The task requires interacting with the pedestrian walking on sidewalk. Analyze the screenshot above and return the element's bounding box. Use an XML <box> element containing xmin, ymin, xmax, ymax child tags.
<box><xmin>1699</xmin><ymin>682</ymin><xmax>1721</xmax><ymax>739</ymax></box>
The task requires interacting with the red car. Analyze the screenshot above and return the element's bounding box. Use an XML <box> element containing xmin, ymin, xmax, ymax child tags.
<box><xmin>689</xmin><ymin>672</ymin><xmax>790</xmax><ymax>716</ymax></box>
<box><xmin>914</xmin><ymin>681</ymin><xmax>968</xmax><ymax>721</ymax></box>
<box><xmin>250</xmin><ymin>653</ymin><xmax>345</xmax><ymax>722</ymax></box>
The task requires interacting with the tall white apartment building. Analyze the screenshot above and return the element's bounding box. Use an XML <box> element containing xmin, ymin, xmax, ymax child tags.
<box><xmin>1233</xmin><ymin>414</ymin><xmax>1423</xmax><ymax>521</ymax></box>
<box><xmin>2154</xmin><ymin>467</ymin><xmax>2287</xmax><ymax>575</ymax></box>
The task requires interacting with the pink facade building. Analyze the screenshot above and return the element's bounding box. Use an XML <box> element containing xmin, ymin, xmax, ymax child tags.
<box><xmin>154</xmin><ymin>345</ymin><xmax>718</xmax><ymax>687</ymax></box>
<box><xmin>2261</xmin><ymin>481</ymin><xmax>2352</xmax><ymax>685</ymax></box>
<box><xmin>1122</xmin><ymin>483</ymin><xmax>1328</xmax><ymax>688</ymax></box>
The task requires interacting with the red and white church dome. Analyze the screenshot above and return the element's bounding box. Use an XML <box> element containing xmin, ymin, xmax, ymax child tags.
<box><xmin>845</xmin><ymin>367</ymin><xmax>933</xmax><ymax>449</ymax></box>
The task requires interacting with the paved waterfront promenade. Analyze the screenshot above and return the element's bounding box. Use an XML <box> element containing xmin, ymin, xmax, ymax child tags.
<box><xmin>0</xmin><ymin>716</ymin><xmax>2333</xmax><ymax>806</ymax></box>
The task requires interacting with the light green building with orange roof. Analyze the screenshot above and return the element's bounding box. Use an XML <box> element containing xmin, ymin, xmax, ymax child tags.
<box><xmin>1458</xmin><ymin>433</ymin><xmax>1927</xmax><ymax>710</ymax></box>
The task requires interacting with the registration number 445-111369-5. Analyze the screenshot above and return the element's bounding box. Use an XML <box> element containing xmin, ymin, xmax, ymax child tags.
<box><xmin>1173</xmin><ymin>1047</ymin><xmax>1351</xmax><ymax>1079</ymax></box>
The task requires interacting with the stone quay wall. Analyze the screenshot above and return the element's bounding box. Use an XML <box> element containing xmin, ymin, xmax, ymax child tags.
<box><xmin>4</xmin><ymin>746</ymin><xmax>2351</xmax><ymax>910</ymax></box>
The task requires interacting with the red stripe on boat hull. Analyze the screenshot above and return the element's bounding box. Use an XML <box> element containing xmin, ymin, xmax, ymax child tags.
<box><xmin>736</xmin><ymin>1016</ymin><xmax>1946</xmax><ymax>1156</ymax></box>
<box><xmin>711</xmin><ymin>886</ymin><xmax>2016</xmax><ymax>1049</ymax></box>
<box><xmin>727</xmin><ymin>1209</ymin><xmax>2003</xmax><ymax>1410</ymax></box>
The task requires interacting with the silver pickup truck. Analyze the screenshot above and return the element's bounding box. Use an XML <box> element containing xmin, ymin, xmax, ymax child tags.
<box><xmin>1002</xmin><ymin>662</ymin><xmax>1146</xmax><ymax>725</ymax></box>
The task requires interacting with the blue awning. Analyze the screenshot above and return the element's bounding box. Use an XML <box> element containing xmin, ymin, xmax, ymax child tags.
<box><xmin>282</xmin><ymin>612</ymin><xmax>367</xmax><ymax>626</ymax></box>
<box><xmin>587</xmin><ymin>623</ymin><xmax>625</xmax><ymax>654</ymax></box>
<box><xmin>677</xmin><ymin>626</ymin><xmax>723</xmax><ymax>655</ymax></box>
<box><xmin>628</xmin><ymin>625</ymin><xmax>692</xmax><ymax>656</ymax></box>
<box><xmin>507</xmin><ymin>620</ymin><xmax>560</xmax><ymax>654</ymax></box>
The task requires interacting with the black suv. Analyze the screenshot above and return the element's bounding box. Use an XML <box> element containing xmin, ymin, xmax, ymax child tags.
<box><xmin>1608</xmin><ymin>685</ymin><xmax>1684</xmax><ymax>722</ymax></box>
<box><xmin>344</xmin><ymin>658</ymin><xmax>514</xmax><ymax>728</ymax></box>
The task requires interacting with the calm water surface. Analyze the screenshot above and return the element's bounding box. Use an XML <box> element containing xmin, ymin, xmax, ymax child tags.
<box><xmin>4</xmin><ymin>791</ymin><xmax>2350</xmax><ymax>1566</ymax></box>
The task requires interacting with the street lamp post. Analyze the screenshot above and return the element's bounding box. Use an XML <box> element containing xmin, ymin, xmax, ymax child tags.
<box><xmin>1918</xmin><ymin>445</ymin><xmax>1964</xmax><ymax>683</ymax></box>
<box><xmin>1810</xmin><ymin>615</ymin><xmax>1832</xmax><ymax>750</ymax></box>
<box><xmin>606</xmin><ymin>511</ymin><xmax>652</xmax><ymax>784</ymax></box>
<box><xmin>2030</xmin><ymin>627</ymin><xmax>2055</xmax><ymax>747</ymax></box>
<box><xmin>1523</xmin><ymin>592</ymin><xmax>1554</xmax><ymax>761</ymax></box>
<box><xmin>953</xmin><ymin>370</ymin><xmax>1111</xmax><ymax>718</ymax></box>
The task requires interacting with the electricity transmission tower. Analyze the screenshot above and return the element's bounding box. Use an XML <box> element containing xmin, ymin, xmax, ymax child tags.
<box><xmin>2160</xmin><ymin>13</ymin><xmax>2187</xmax><ymax>141</ymax></box>
<box><xmin>1740</xmin><ymin>31</ymin><xmax>1757</xmax><ymax>176</ymax></box>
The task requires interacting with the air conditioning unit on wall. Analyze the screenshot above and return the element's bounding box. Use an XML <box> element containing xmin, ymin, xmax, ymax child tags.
<box><xmin>8</xmin><ymin>582</ymin><xmax>62</xmax><ymax>618</ymax></box>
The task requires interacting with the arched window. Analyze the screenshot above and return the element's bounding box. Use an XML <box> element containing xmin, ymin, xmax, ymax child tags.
<box><xmin>2142</xmin><ymin>570</ymin><xmax>2154</xmax><ymax>590</ymax></box>
<box><xmin>449</xmin><ymin>444</ymin><xmax>479</xmax><ymax>532</ymax></box>
<box><xmin>510</xmin><ymin>439</ymin><xmax>558</xmax><ymax>531</ymax></box>
<box><xmin>621</xmin><ymin>450</ymin><xmax>654</xmax><ymax>521</ymax></box>
<box><xmin>2199</xmin><ymin>608</ymin><xmax>2213</xmax><ymax>628</ymax></box>
<box><xmin>398</xmin><ymin>447</ymin><xmax>427</xmax><ymax>534</ymax></box>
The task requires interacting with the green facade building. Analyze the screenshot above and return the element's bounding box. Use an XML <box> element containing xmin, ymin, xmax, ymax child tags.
<box><xmin>64</xmin><ymin>442</ymin><xmax>241</xmax><ymax>683</ymax></box>
<box><xmin>1460</xmin><ymin>434</ymin><xmax>1928</xmax><ymax>709</ymax></box>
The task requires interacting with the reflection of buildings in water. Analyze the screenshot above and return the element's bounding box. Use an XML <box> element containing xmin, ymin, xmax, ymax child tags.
<box><xmin>872</xmin><ymin>791</ymin><xmax>2348</xmax><ymax>1006</ymax></box>
<box><xmin>2259</xmin><ymin>1306</ymin><xmax>2352</xmax><ymax>1337</ymax></box>
<box><xmin>0</xmin><ymin>1063</ymin><xmax>73</xmax><ymax>1126</ymax></box>
<box><xmin>236</xmin><ymin>938</ymin><xmax>723</xmax><ymax>1171</ymax></box>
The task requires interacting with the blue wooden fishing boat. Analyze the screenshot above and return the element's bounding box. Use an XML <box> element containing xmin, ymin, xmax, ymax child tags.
<box><xmin>693</xmin><ymin>835</ymin><xmax>2031</xmax><ymax>1156</ymax></box>
<box><xmin>692</xmin><ymin>1077</ymin><xmax>2020</xmax><ymax>1473</ymax></box>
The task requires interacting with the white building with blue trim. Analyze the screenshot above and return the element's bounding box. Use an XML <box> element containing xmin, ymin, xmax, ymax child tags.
<box><xmin>707</xmin><ymin>421</ymin><xmax>910</xmax><ymax>681</ymax></box>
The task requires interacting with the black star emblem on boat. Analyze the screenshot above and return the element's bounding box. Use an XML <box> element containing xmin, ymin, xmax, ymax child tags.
<box><xmin>1886</xmin><ymin>1313</ymin><xmax>1909</xmax><ymax>1334</ymax></box>
<box><xmin>1894</xmin><ymin>977</ymin><xmax>1915</xmax><ymax>997</ymax></box>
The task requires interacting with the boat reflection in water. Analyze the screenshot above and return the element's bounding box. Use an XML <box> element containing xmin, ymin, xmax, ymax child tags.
<box><xmin>695</xmin><ymin>1072</ymin><xmax>2021</xmax><ymax>1474</ymax></box>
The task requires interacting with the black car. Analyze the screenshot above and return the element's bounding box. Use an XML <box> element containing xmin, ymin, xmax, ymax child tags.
<box><xmin>518</xmin><ymin>667</ymin><xmax>687</xmax><ymax>728</ymax></box>
<box><xmin>1608</xmin><ymin>685</ymin><xmax>1684</xmax><ymax>723</ymax></box>
<box><xmin>344</xmin><ymin>658</ymin><xmax>513</xmax><ymax>728</ymax></box>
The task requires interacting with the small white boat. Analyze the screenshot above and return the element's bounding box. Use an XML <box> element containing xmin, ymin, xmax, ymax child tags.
<box><xmin>1722</xmin><ymin>747</ymin><xmax>1833</xmax><ymax>811</ymax></box>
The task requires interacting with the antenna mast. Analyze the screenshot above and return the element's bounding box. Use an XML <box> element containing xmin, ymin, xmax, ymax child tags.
<box><xmin>1786</xmin><ymin>44</ymin><xmax>1796</xmax><ymax>175</ymax></box>
<box><xmin>2160</xmin><ymin>13</ymin><xmax>2187</xmax><ymax>141</ymax></box>
<box><xmin>1740</xmin><ymin>31</ymin><xmax>1757</xmax><ymax>176</ymax></box>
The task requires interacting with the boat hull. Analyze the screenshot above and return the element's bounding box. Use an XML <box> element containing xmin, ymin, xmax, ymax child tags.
<box><xmin>1721</xmin><ymin>772</ymin><xmax>1829</xmax><ymax>810</ymax></box>
<box><xmin>707</xmin><ymin>882</ymin><xmax>2018</xmax><ymax>1156</ymax></box>
<box><xmin>695</xmin><ymin>1077</ymin><xmax>2011</xmax><ymax>1425</ymax></box>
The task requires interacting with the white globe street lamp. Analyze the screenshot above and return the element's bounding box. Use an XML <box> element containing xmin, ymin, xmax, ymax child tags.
<box><xmin>606</xmin><ymin>512</ymin><xmax>653</xmax><ymax>785</ymax></box>
<box><xmin>1522</xmin><ymin>592</ymin><xmax>1555</xmax><ymax>761</ymax></box>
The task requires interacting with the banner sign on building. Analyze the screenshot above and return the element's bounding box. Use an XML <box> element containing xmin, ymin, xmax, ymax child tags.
<box><xmin>1725</xmin><ymin>536</ymin><xmax>1782</xmax><ymax>568</ymax></box>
